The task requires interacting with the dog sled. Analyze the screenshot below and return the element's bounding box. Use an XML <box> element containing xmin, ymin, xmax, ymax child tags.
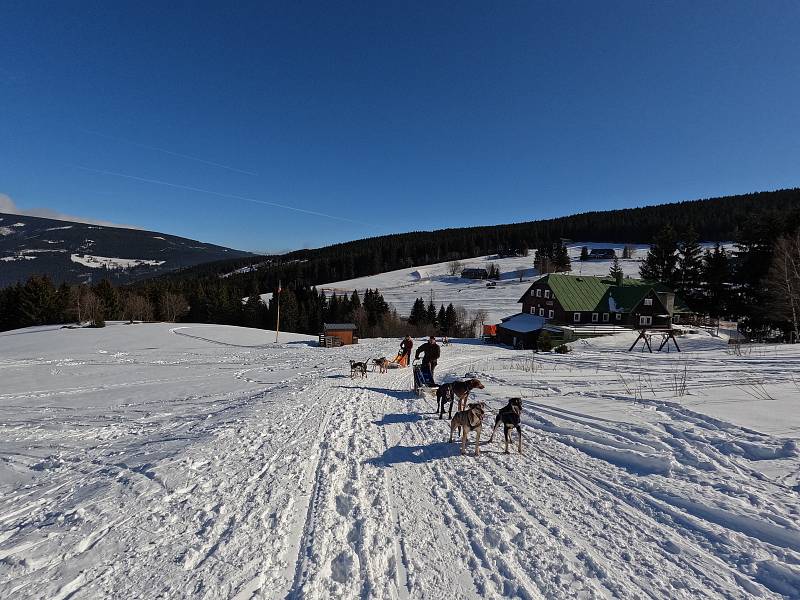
<box><xmin>412</xmin><ymin>360</ymin><xmax>437</xmax><ymax>398</ymax></box>
<box><xmin>387</xmin><ymin>351</ymin><xmax>409</xmax><ymax>368</ymax></box>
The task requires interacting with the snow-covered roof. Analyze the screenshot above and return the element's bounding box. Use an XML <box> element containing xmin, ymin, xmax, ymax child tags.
<box><xmin>411</xmin><ymin>269</ymin><xmax>429</xmax><ymax>280</ymax></box>
<box><xmin>498</xmin><ymin>313</ymin><xmax>546</xmax><ymax>333</ymax></box>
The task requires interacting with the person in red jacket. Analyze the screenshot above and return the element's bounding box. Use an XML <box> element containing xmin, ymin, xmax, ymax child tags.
<box><xmin>399</xmin><ymin>335</ymin><xmax>413</xmax><ymax>366</ymax></box>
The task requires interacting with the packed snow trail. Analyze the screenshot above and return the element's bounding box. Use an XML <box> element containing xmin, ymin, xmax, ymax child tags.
<box><xmin>1</xmin><ymin>323</ymin><xmax>799</xmax><ymax>598</ymax></box>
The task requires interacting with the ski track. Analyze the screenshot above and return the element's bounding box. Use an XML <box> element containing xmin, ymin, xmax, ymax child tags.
<box><xmin>1</xmin><ymin>324</ymin><xmax>799</xmax><ymax>599</ymax></box>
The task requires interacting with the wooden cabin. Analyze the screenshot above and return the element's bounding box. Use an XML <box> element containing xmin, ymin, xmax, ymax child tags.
<box><xmin>461</xmin><ymin>267</ymin><xmax>489</xmax><ymax>280</ymax></box>
<box><xmin>319</xmin><ymin>323</ymin><xmax>358</xmax><ymax>347</ymax></box>
<box><xmin>588</xmin><ymin>248</ymin><xmax>617</xmax><ymax>260</ymax></box>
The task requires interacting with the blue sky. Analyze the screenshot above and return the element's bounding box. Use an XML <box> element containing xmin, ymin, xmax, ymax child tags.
<box><xmin>2</xmin><ymin>1</ymin><xmax>799</xmax><ymax>252</ymax></box>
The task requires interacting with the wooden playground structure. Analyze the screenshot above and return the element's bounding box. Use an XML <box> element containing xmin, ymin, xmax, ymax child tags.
<box><xmin>628</xmin><ymin>328</ymin><xmax>681</xmax><ymax>353</ymax></box>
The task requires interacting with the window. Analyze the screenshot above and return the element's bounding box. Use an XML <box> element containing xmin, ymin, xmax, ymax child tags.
<box><xmin>530</xmin><ymin>289</ymin><xmax>535</xmax><ymax>297</ymax></box>
<box><xmin>548</xmin><ymin>309</ymin><xmax>554</xmax><ymax>319</ymax></box>
<box><xmin>639</xmin><ymin>315</ymin><xmax>652</xmax><ymax>326</ymax></box>
<box><xmin>539</xmin><ymin>308</ymin><xmax>545</xmax><ymax>316</ymax></box>
<box><xmin>530</xmin><ymin>307</ymin><xmax>535</xmax><ymax>314</ymax></box>
<box><xmin>615</xmin><ymin>313</ymin><xmax>622</xmax><ymax>321</ymax></box>
<box><xmin>644</xmin><ymin>298</ymin><xmax>653</xmax><ymax>306</ymax></box>
<box><xmin>536</xmin><ymin>289</ymin><xmax>542</xmax><ymax>297</ymax></box>
<box><xmin>573</xmin><ymin>312</ymin><xmax>581</xmax><ymax>322</ymax></box>
<box><xmin>592</xmin><ymin>313</ymin><xmax>599</xmax><ymax>322</ymax></box>
<box><xmin>544</xmin><ymin>290</ymin><xmax>550</xmax><ymax>298</ymax></box>
<box><xmin>602</xmin><ymin>313</ymin><xmax>609</xmax><ymax>322</ymax></box>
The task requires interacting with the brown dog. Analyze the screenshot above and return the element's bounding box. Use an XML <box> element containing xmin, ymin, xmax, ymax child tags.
<box><xmin>371</xmin><ymin>357</ymin><xmax>389</xmax><ymax>374</ymax></box>
<box><xmin>449</xmin><ymin>402</ymin><xmax>486</xmax><ymax>456</ymax></box>
<box><xmin>437</xmin><ymin>378</ymin><xmax>485</xmax><ymax>419</ymax></box>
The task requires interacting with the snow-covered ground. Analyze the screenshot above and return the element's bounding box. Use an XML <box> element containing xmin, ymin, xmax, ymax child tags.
<box><xmin>70</xmin><ymin>254</ymin><xmax>166</xmax><ymax>269</ymax></box>
<box><xmin>1</xmin><ymin>322</ymin><xmax>798</xmax><ymax>598</ymax></box>
<box><xmin>259</xmin><ymin>243</ymin><xmax>730</xmax><ymax>323</ymax></box>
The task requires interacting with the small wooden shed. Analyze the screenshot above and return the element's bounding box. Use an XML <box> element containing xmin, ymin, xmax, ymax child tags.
<box><xmin>320</xmin><ymin>323</ymin><xmax>358</xmax><ymax>347</ymax></box>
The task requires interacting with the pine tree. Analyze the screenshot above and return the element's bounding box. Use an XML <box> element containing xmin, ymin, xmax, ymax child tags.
<box><xmin>444</xmin><ymin>303</ymin><xmax>457</xmax><ymax>336</ymax></box>
<box><xmin>437</xmin><ymin>305</ymin><xmax>446</xmax><ymax>333</ymax></box>
<box><xmin>701</xmin><ymin>243</ymin><xmax>731</xmax><ymax>318</ymax></box>
<box><xmin>426</xmin><ymin>301</ymin><xmax>437</xmax><ymax>328</ymax></box>
<box><xmin>19</xmin><ymin>275</ymin><xmax>57</xmax><ymax>327</ymax></box>
<box><xmin>676</xmin><ymin>231</ymin><xmax>703</xmax><ymax>303</ymax></box>
<box><xmin>640</xmin><ymin>225</ymin><xmax>678</xmax><ymax>285</ymax></box>
<box><xmin>94</xmin><ymin>279</ymin><xmax>119</xmax><ymax>320</ymax></box>
<box><xmin>554</xmin><ymin>244</ymin><xmax>571</xmax><ymax>272</ymax></box>
<box><xmin>244</xmin><ymin>294</ymin><xmax>266</xmax><ymax>328</ymax></box>
<box><xmin>609</xmin><ymin>256</ymin><xmax>624</xmax><ymax>280</ymax></box>
<box><xmin>580</xmin><ymin>246</ymin><xmax>589</xmax><ymax>261</ymax></box>
<box><xmin>408</xmin><ymin>298</ymin><xmax>424</xmax><ymax>326</ymax></box>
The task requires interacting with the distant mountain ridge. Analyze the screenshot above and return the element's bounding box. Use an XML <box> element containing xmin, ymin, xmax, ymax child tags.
<box><xmin>0</xmin><ymin>213</ymin><xmax>252</xmax><ymax>287</ymax></box>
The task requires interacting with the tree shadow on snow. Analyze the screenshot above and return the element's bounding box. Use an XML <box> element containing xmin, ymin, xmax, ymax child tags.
<box><xmin>372</xmin><ymin>413</ymin><xmax>422</xmax><ymax>426</ymax></box>
<box><xmin>363</xmin><ymin>386</ymin><xmax>416</xmax><ymax>400</ymax></box>
<box><xmin>366</xmin><ymin>441</ymin><xmax>460</xmax><ymax>467</ymax></box>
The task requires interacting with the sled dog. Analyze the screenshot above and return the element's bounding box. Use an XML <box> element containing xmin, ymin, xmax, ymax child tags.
<box><xmin>437</xmin><ymin>378</ymin><xmax>485</xmax><ymax>419</ymax></box>
<box><xmin>488</xmin><ymin>397</ymin><xmax>523</xmax><ymax>454</ymax></box>
<box><xmin>449</xmin><ymin>402</ymin><xmax>486</xmax><ymax>456</ymax></box>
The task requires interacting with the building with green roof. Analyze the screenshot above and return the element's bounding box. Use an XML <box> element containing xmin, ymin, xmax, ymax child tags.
<box><xmin>517</xmin><ymin>273</ymin><xmax>691</xmax><ymax>331</ymax></box>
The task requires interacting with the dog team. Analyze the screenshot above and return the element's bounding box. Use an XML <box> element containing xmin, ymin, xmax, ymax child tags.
<box><xmin>349</xmin><ymin>335</ymin><xmax>523</xmax><ymax>457</ymax></box>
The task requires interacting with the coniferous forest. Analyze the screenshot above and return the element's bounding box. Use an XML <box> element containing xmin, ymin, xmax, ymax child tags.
<box><xmin>2</xmin><ymin>188</ymin><xmax>800</xmax><ymax>340</ymax></box>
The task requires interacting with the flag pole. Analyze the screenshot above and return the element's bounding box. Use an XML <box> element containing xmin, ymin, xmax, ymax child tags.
<box><xmin>275</xmin><ymin>280</ymin><xmax>281</xmax><ymax>343</ymax></box>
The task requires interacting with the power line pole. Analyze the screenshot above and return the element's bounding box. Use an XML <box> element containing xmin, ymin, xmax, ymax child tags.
<box><xmin>275</xmin><ymin>280</ymin><xmax>281</xmax><ymax>343</ymax></box>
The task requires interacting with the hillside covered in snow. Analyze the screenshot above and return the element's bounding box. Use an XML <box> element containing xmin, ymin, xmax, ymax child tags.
<box><xmin>1</xmin><ymin>323</ymin><xmax>798</xmax><ymax>598</ymax></box>
<box><xmin>262</xmin><ymin>242</ymin><xmax>730</xmax><ymax>324</ymax></box>
<box><xmin>0</xmin><ymin>213</ymin><xmax>253</xmax><ymax>287</ymax></box>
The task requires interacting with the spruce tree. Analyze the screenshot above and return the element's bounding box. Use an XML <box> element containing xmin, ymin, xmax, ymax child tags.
<box><xmin>640</xmin><ymin>225</ymin><xmax>678</xmax><ymax>285</ymax></box>
<box><xmin>580</xmin><ymin>246</ymin><xmax>589</xmax><ymax>261</ymax></box>
<box><xmin>95</xmin><ymin>279</ymin><xmax>121</xmax><ymax>320</ymax></box>
<box><xmin>426</xmin><ymin>301</ymin><xmax>437</xmax><ymax>328</ymax></box>
<box><xmin>554</xmin><ymin>244</ymin><xmax>571</xmax><ymax>272</ymax></box>
<box><xmin>409</xmin><ymin>298</ymin><xmax>426</xmax><ymax>326</ymax></box>
<box><xmin>437</xmin><ymin>305</ymin><xmax>447</xmax><ymax>333</ymax></box>
<box><xmin>676</xmin><ymin>231</ymin><xmax>703</xmax><ymax>303</ymax></box>
<box><xmin>609</xmin><ymin>256</ymin><xmax>624</xmax><ymax>280</ymax></box>
<box><xmin>444</xmin><ymin>303</ymin><xmax>457</xmax><ymax>335</ymax></box>
<box><xmin>702</xmin><ymin>243</ymin><xmax>731</xmax><ymax>318</ymax></box>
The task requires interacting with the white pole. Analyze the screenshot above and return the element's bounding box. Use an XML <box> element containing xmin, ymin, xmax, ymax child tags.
<box><xmin>275</xmin><ymin>281</ymin><xmax>281</xmax><ymax>343</ymax></box>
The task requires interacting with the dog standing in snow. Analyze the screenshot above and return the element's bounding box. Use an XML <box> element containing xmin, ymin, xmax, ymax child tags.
<box><xmin>449</xmin><ymin>402</ymin><xmax>486</xmax><ymax>456</ymax></box>
<box><xmin>349</xmin><ymin>360</ymin><xmax>368</xmax><ymax>379</ymax></box>
<box><xmin>488</xmin><ymin>397</ymin><xmax>523</xmax><ymax>454</ymax></box>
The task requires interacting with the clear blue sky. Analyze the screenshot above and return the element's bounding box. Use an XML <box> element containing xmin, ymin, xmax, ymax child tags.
<box><xmin>2</xmin><ymin>1</ymin><xmax>799</xmax><ymax>252</ymax></box>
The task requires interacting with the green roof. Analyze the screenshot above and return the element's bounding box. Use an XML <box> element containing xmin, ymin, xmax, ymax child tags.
<box><xmin>540</xmin><ymin>274</ymin><xmax>614</xmax><ymax>312</ymax></box>
<box><xmin>519</xmin><ymin>274</ymin><xmax>691</xmax><ymax>314</ymax></box>
<box><xmin>604</xmin><ymin>285</ymin><xmax>651</xmax><ymax>312</ymax></box>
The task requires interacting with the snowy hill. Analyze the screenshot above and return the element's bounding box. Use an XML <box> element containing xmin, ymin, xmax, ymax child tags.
<box><xmin>1</xmin><ymin>323</ymin><xmax>798</xmax><ymax>598</ymax></box>
<box><xmin>0</xmin><ymin>213</ymin><xmax>253</xmax><ymax>287</ymax></box>
<box><xmin>261</xmin><ymin>242</ymin><xmax>730</xmax><ymax>323</ymax></box>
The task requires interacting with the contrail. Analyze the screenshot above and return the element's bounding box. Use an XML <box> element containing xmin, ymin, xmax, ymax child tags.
<box><xmin>81</xmin><ymin>129</ymin><xmax>258</xmax><ymax>176</ymax></box>
<box><xmin>72</xmin><ymin>165</ymin><xmax>375</xmax><ymax>226</ymax></box>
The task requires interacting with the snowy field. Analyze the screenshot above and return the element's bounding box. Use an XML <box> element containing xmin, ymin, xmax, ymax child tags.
<box><xmin>1</xmin><ymin>322</ymin><xmax>799</xmax><ymax>598</ymax></box>
<box><xmin>259</xmin><ymin>243</ymin><xmax>730</xmax><ymax>324</ymax></box>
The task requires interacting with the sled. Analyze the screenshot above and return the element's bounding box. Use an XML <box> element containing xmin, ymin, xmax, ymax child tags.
<box><xmin>387</xmin><ymin>352</ymin><xmax>408</xmax><ymax>368</ymax></box>
<box><xmin>412</xmin><ymin>360</ymin><xmax>438</xmax><ymax>398</ymax></box>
